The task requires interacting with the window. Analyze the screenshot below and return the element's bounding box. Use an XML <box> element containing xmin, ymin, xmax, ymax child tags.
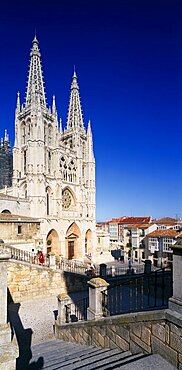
<box><xmin>48</xmin><ymin>151</ymin><xmax>51</xmax><ymax>173</ymax></box>
<box><xmin>18</xmin><ymin>225</ymin><xmax>22</xmax><ymax>235</ymax></box>
<box><xmin>22</xmin><ymin>125</ymin><xmax>26</xmax><ymax>144</ymax></box>
<box><xmin>173</xmin><ymin>225</ymin><xmax>180</xmax><ymax>230</ymax></box>
<box><xmin>149</xmin><ymin>237</ymin><xmax>159</xmax><ymax>251</ymax></box>
<box><xmin>163</xmin><ymin>238</ymin><xmax>173</xmax><ymax>252</ymax></box>
<box><xmin>48</xmin><ymin>125</ymin><xmax>52</xmax><ymax>145</ymax></box>
<box><xmin>24</xmin><ymin>150</ymin><xmax>27</xmax><ymax>173</ymax></box>
<box><xmin>46</xmin><ymin>192</ymin><xmax>50</xmax><ymax>215</ymax></box>
<box><xmin>141</xmin><ymin>229</ymin><xmax>145</xmax><ymax>236</ymax></box>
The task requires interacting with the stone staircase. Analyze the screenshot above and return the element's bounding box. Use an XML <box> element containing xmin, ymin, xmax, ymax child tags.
<box><xmin>28</xmin><ymin>339</ymin><xmax>177</xmax><ymax>369</ymax></box>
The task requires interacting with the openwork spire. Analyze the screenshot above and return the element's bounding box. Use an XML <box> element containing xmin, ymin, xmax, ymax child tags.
<box><xmin>25</xmin><ymin>36</ymin><xmax>46</xmax><ymax>107</ymax></box>
<box><xmin>66</xmin><ymin>70</ymin><xmax>84</xmax><ymax>131</ymax></box>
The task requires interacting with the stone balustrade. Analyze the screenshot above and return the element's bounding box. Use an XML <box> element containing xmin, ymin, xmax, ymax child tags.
<box><xmin>55</xmin><ymin>240</ymin><xmax>182</xmax><ymax>369</ymax></box>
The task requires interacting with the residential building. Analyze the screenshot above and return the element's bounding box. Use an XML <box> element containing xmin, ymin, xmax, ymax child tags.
<box><xmin>123</xmin><ymin>222</ymin><xmax>156</xmax><ymax>263</ymax></box>
<box><xmin>108</xmin><ymin>216</ymin><xmax>151</xmax><ymax>261</ymax></box>
<box><xmin>0</xmin><ymin>212</ymin><xmax>41</xmax><ymax>252</ymax></box>
<box><xmin>147</xmin><ymin>225</ymin><xmax>182</xmax><ymax>267</ymax></box>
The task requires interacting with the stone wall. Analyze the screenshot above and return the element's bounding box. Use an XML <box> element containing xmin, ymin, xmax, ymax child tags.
<box><xmin>0</xmin><ymin>195</ymin><xmax>30</xmax><ymax>216</ymax></box>
<box><xmin>7</xmin><ymin>260</ymin><xmax>89</xmax><ymax>302</ymax></box>
<box><xmin>0</xmin><ymin>220</ymin><xmax>40</xmax><ymax>241</ymax></box>
<box><xmin>55</xmin><ymin>310</ymin><xmax>182</xmax><ymax>369</ymax></box>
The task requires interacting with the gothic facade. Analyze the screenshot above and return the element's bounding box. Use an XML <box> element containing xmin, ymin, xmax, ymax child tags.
<box><xmin>0</xmin><ymin>36</ymin><xmax>96</xmax><ymax>259</ymax></box>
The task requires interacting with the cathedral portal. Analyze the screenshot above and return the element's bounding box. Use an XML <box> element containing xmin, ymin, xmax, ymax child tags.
<box><xmin>66</xmin><ymin>223</ymin><xmax>81</xmax><ymax>260</ymax></box>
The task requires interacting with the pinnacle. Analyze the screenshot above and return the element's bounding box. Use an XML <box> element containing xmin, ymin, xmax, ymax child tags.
<box><xmin>25</xmin><ymin>37</ymin><xmax>46</xmax><ymax>107</ymax></box>
<box><xmin>73</xmin><ymin>69</ymin><xmax>77</xmax><ymax>79</ymax></box>
<box><xmin>66</xmin><ymin>72</ymin><xmax>84</xmax><ymax>131</ymax></box>
<box><xmin>32</xmin><ymin>33</ymin><xmax>38</xmax><ymax>44</ymax></box>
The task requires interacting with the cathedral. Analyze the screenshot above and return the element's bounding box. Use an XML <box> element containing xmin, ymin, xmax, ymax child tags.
<box><xmin>0</xmin><ymin>36</ymin><xmax>96</xmax><ymax>259</ymax></box>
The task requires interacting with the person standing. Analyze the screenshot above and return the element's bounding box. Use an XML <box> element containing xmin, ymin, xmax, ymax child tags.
<box><xmin>39</xmin><ymin>251</ymin><xmax>44</xmax><ymax>265</ymax></box>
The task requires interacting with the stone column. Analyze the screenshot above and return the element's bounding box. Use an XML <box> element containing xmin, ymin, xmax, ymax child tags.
<box><xmin>0</xmin><ymin>249</ymin><xmax>19</xmax><ymax>369</ymax></box>
<box><xmin>57</xmin><ymin>293</ymin><xmax>71</xmax><ymax>324</ymax></box>
<box><xmin>0</xmin><ymin>250</ymin><xmax>11</xmax><ymax>325</ymax></box>
<box><xmin>87</xmin><ymin>278</ymin><xmax>109</xmax><ymax>320</ymax></box>
<box><xmin>168</xmin><ymin>241</ymin><xmax>182</xmax><ymax>314</ymax></box>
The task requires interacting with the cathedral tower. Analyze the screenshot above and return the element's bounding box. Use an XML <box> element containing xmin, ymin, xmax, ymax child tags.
<box><xmin>0</xmin><ymin>130</ymin><xmax>13</xmax><ymax>189</ymax></box>
<box><xmin>12</xmin><ymin>36</ymin><xmax>96</xmax><ymax>259</ymax></box>
<box><xmin>13</xmin><ymin>36</ymin><xmax>60</xmax><ymax>216</ymax></box>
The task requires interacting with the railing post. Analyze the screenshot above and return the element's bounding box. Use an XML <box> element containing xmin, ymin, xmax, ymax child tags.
<box><xmin>144</xmin><ymin>259</ymin><xmax>152</xmax><ymax>274</ymax></box>
<box><xmin>49</xmin><ymin>253</ymin><xmax>56</xmax><ymax>269</ymax></box>
<box><xmin>87</xmin><ymin>278</ymin><xmax>109</xmax><ymax>320</ymax></box>
<box><xmin>57</xmin><ymin>293</ymin><xmax>70</xmax><ymax>324</ymax></box>
<box><xmin>99</xmin><ymin>263</ymin><xmax>107</xmax><ymax>277</ymax></box>
<box><xmin>111</xmin><ymin>265</ymin><xmax>115</xmax><ymax>277</ymax></box>
<box><xmin>169</xmin><ymin>241</ymin><xmax>182</xmax><ymax>314</ymax></box>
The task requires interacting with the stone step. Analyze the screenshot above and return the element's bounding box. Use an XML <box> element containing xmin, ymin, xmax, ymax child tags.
<box><xmin>87</xmin><ymin>353</ymin><xmax>147</xmax><ymax>370</ymax></box>
<box><xmin>29</xmin><ymin>339</ymin><xmax>178</xmax><ymax>370</ymax></box>
<box><xmin>117</xmin><ymin>354</ymin><xmax>177</xmax><ymax>370</ymax></box>
<box><xmin>33</xmin><ymin>344</ymin><xmax>106</xmax><ymax>364</ymax></box>
<box><xmin>32</xmin><ymin>339</ymin><xmax>88</xmax><ymax>356</ymax></box>
<box><xmin>30</xmin><ymin>340</ymin><xmax>129</xmax><ymax>369</ymax></box>
<box><xmin>42</xmin><ymin>348</ymin><xmax>129</xmax><ymax>369</ymax></box>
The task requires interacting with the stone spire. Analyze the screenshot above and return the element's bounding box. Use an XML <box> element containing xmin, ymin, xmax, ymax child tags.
<box><xmin>16</xmin><ymin>91</ymin><xmax>20</xmax><ymax>114</ymax></box>
<box><xmin>25</xmin><ymin>36</ymin><xmax>46</xmax><ymax>107</ymax></box>
<box><xmin>59</xmin><ymin>118</ymin><xmax>63</xmax><ymax>134</ymax></box>
<box><xmin>52</xmin><ymin>95</ymin><xmax>57</xmax><ymax>116</ymax></box>
<box><xmin>87</xmin><ymin>120</ymin><xmax>94</xmax><ymax>160</ymax></box>
<box><xmin>87</xmin><ymin>120</ymin><xmax>92</xmax><ymax>137</ymax></box>
<box><xmin>66</xmin><ymin>70</ymin><xmax>84</xmax><ymax>131</ymax></box>
<box><xmin>4</xmin><ymin>129</ymin><xmax>9</xmax><ymax>142</ymax></box>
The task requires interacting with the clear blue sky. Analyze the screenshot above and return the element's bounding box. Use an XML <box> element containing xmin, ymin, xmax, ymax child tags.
<box><xmin>0</xmin><ymin>0</ymin><xmax>181</xmax><ymax>221</ymax></box>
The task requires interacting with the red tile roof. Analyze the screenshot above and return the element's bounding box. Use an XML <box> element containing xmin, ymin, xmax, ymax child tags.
<box><xmin>147</xmin><ymin>229</ymin><xmax>180</xmax><ymax>237</ymax></box>
<box><xmin>155</xmin><ymin>217</ymin><xmax>180</xmax><ymax>225</ymax></box>
<box><xmin>109</xmin><ymin>217</ymin><xmax>151</xmax><ymax>224</ymax></box>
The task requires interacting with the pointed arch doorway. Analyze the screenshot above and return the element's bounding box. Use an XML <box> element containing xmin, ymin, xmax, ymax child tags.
<box><xmin>46</xmin><ymin>229</ymin><xmax>60</xmax><ymax>255</ymax></box>
<box><xmin>66</xmin><ymin>223</ymin><xmax>81</xmax><ymax>260</ymax></box>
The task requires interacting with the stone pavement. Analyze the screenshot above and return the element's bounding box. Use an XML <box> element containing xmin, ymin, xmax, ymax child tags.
<box><xmin>8</xmin><ymin>291</ymin><xmax>89</xmax><ymax>345</ymax></box>
<box><xmin>8</xmin><ymin>296</ymin><xmax>58</xmax><ymax>345</ymax></box>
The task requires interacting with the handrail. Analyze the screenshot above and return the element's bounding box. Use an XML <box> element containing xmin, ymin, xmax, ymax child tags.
<box><xmin>0</xmin><ymin>244</ymin><xmax>49</xmax><ymax>267</ymax></box>
<box><xmin>65</xmin><ymin>296</ymin><xmax>89</xmax><ymax>323</ymax></box>
<box><xmin>102</xmin><ymin>267</ymin><xmax>172</xmax><ymax>316</ymax></box>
